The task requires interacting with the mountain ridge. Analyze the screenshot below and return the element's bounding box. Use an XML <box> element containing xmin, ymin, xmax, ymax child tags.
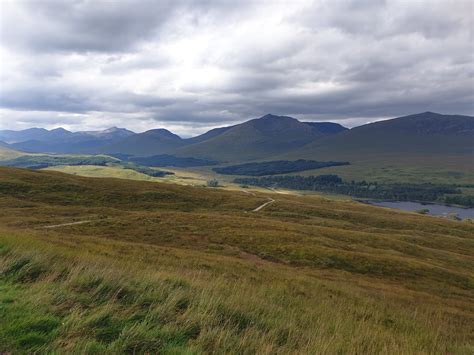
<box><xmin>172</xmin><ymin>114</ymin><xmax>347</xmax><ymax>161</ymax></box>
<box><xmin>2</xmin><ymin>112</ymin><xmax>472</xmax><ymax>166</ymax></box>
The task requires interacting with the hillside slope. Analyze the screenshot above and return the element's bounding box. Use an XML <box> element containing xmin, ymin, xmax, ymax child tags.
<box><xmin>0</xmin><ymin>168</ymin><xmax>473</xmax><ymax>353</ymax></box>
<box><xmin>288</xmin><ymin>112</ymin><xmax>474</xmax><ymax>159</ymax></box>
<box><xmin>174</xmin><ymin>114</ymin><xmax>346</xmax><ymax>162</ymax></box>
<box><xmin>0</xmin><ymin>145</ymin><xmax>23</xmax><ymax>160</ymax></box>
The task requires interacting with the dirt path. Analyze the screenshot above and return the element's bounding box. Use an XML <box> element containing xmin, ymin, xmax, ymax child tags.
<box><xmin>41</xmin><ymin>220</ymin><xmax>92</xmax><ymax>229</ymax></box>
<box><xmin>252</xmin><ymin>197</ymin><xmax>275</xmax><ymax>212</ymax></box>
<box><xmin>269</xmin><ymin>187</ymin><xmax>295</xmax><ymax>195</ymax></box>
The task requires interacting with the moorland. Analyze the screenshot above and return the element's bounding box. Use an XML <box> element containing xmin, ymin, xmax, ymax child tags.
<box><xmin>0</xmin><ymin>167</ymin><xmax>473</xmax><ymax>353</ymax></box>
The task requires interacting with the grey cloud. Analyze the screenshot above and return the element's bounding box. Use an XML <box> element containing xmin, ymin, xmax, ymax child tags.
<box><xmin>0</xmin><ymin>0</ymin><xmax>179</xmax><ymax>53</ymax></box>
<box><xmin>0</xmin><ymin>0</ymin><xmax>472</xmax><ymax>134</ymax></box>
<box><xmin>0</xmin><ymin>0</ymin><xmax>251</xmax><ymax>54</ymax></box>
<box><xmin>0</xmin><ymin>87</ymin><xmax>94</xmax><ymax>113</ymax></box>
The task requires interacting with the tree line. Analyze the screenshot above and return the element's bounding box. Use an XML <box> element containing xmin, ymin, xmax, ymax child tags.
<box><xmin>234</xmin><ymin>174</ymin><xmax>471</xmax><ymax>206</ymax></box>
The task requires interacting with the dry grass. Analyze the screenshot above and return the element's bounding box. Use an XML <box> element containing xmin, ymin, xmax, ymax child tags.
<box><xmin>0</xmin><ymin>167</ymin><xmax>473</xmax><ymax>353</ymax></box>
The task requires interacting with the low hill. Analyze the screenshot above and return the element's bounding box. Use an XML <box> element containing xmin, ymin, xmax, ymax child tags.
<box><xmin>0</xmin><ymin>145</ymin><xmax>23</xmax><ymax>160</ymax></box>
<box><xmin>0</xmin><ymin>168</ymin><xmax>472</xmax><ymax>353</ymax></box>
<box><xmin>174</xmin><ymin>114</ymin><xmax>347</xmax><ymax>162</ymax></box>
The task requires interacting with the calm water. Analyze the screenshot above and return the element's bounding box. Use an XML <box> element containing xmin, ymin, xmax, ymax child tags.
<box><xmin>365</xmin><ymin>201</ymin><xmax>474</xmax><ymax>220</ymax></box>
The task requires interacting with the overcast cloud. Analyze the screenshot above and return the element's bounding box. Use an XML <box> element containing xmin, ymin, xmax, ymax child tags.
<box><xmin>0</xmin><ymin>0</ymin><xmax>472</xmax><ymax>135</ymax></box>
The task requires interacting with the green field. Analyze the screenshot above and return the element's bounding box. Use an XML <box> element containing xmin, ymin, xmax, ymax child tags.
<box><xmin>44</xmin><ymin>165</ymin><xmax>165</xmax><ymax>182</ymax></box>
<box><xmin>293</xmin><ymin>157</ymin><xmax>474</xmax><ymax>185</ymax></box>
<box><xmin>44</xmin><ymin>165</ymin><xmax>213</xmax><ymax>187</ymax></box>
<box><xmin>0</xmin><ymin>167</ymin><xmax>473</xmax><ymax>353</ymax></box>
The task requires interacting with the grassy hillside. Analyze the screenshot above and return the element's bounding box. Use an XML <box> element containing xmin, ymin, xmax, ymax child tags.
<box><xmin>289</xmin><ymin>112</ymin><xmax>473</xmax><ymax>157</ymax></box>
<box><xmin>44</xmin><ymin>165</ymin><xmax>213</xmax><ymax>187</ymax></box>
<box><xmin>0</xmin><ymin>146</ymin><xmax>25</xmax><ymax>161</ymax></box>
<box><xmin>174</xmin><ymin>114</ymin><xmax>335</xmax><ymax>162</ymax></box>
<box><xmin>0</xmin><ymin>168</ymin><xmax>473</xmax><ymax>353</ymax></box>
<box><xmin>284</xmin><ymin>113</ymin><xmax>473</xmax><ymax>162</ymax></box>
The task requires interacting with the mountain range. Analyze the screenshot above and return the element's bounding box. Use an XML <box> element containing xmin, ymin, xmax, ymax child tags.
<box><xmin>1</xmin><ymin>127</ymin><xmax>135</xmax><ymax>154</ymax></box>
<box><xmin>1</xmin><ymin>112</ymin><xmax>473</xmax><ymax>167</ymax></box>
<box><xmin>0</xmin><ymin>114</ymin><xmax>348</xmax><ymax>160</ymax></box>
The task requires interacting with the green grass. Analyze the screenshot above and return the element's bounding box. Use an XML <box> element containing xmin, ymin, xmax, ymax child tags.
<box><xmin>44</xmin><ymin>165</ymin><xmax>163</xmax><ymax>181</ymax></box>
<box><xmin>0</xmin><ymin>167</ymin><xmax>473</xmax><ymax>353</ymax></box>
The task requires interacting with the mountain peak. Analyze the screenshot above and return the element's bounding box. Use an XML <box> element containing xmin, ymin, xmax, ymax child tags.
<box><xmin>50</xmin><ymin>127</ymin><xmax>69</xmax><ymax>133</ymax></box>
<box><xmin>261</xmin><ymin>113</ymin><xmax>279</xmax><ymax>119</ymax></box>
<box><xmin>259</xmin><ymin>114</ymin><xmax>295</xmax><ymax>121</ymax></box>
<box><xmin>104</xmin><ymin>126</ymin><xmax>120</xmax><ymax>132</ymax></box>
<box><xmin>303</xmin><ymin>122</ymin><xmax>348</xmax><ymax>134</ymax></box>
<box><xmin>413</xmin><ymin>111</ymin><xmax>442</xmax><ymax>118</ymax></box>
<box><xmin>144</xmin><ymin>129</ymin><xmax>182</xmax><ymax>140</ymax></box>
<box><xmin>102</xmin><ymin>127</ymin><xmax>134</xmax><ymax>134</ymax></box>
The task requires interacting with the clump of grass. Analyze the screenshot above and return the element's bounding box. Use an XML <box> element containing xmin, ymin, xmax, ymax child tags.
<box><xmin>1</xmin><ymin>232</ymin><xmax>473</xmax><ymax>354</ymax></box>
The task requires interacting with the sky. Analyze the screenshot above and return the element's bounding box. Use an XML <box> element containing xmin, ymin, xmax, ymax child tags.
<box><xmin>0</xmin><ymin>0</ymin><xmax>473</xmax><ymax>136</ymax></box>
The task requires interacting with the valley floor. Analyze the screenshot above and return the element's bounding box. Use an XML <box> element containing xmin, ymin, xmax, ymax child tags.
<box><xmin>0</xmin><ymin>167</ymin><xmax>473</xmax><ymax>353</ymax></box>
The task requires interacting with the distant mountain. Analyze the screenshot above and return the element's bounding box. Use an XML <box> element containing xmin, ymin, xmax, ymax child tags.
<box><xmin>98</xmin><ymin>125</ymin><xmax>237</xmax><ymax>157</ymax></box>
<box><xmin>0</xmin><ymin>117</ymin><xmax>348</xmax><ymax>159</ymax></box>
<box><xmin>284</xmin><ymin>112</ymin><xmax>474</xmax><ymax>161</ymax></box>
<box><xmin>173</xmin><ymin>114</ymin><xmax>345</xmax><ymax>162</ymax></box>
<box><xmin>100</xmin><ymin>129</ymin><xmax>185</xmax><ymax>156</ymax></box>
<box><xmin>185</xmin><ymin>126</ymin><xmax>235</xmax><ymax>145</ymax></box>
<box><xmin>0</xmin><ymin>128</ymin><xmax>51</xmax><ymax>143</ymax></box>
<box><xmin>6</xmin><ymin>127</ymin><xmax>136</xmax><ymax>154</ymax></box>
<box><xmin>4</xmin><ymin>112</ymin><xmax>470</xmax><ymax>169</ymax></box>
<box><xmin>303</xmin><ymin>122</ymin><xmax>348</xmax><ymax>134</ymax></box>
<box><xmin>81</xmin><ymin>127</ymin><xmax>135</xmax><ymax>139</ymax></box>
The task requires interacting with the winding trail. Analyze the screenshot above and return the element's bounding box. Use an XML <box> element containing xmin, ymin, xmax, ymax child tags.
<box><xmin>252</xmin><ymin>197</ymin><xmax>275</xmax><ymax>212</ymax></box>
<box><xmin>41</xmin><ymin>220</ymin><xmax>92</xmax><ymax>229</ymax></box>
<box><xmin>41</xmin><ymin>189</ymin><xmax>274</xmax><ymax>227</ymax></box>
